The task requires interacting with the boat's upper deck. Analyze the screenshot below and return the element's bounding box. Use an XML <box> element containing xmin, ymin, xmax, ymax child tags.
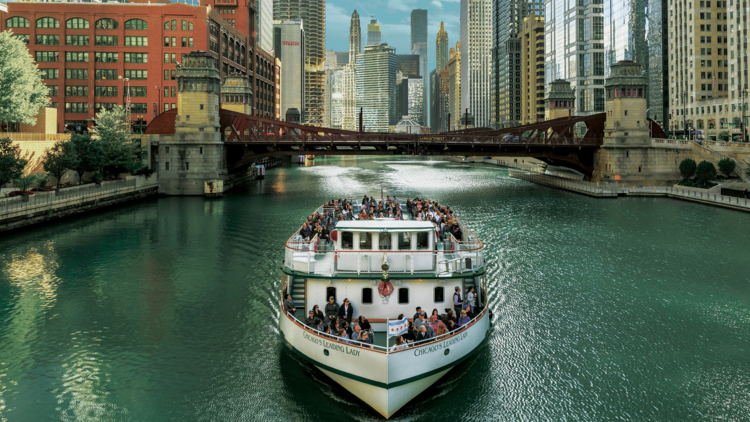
<box><xmin>283</xmin><ymin>198</ymin><xmax>485</xmax><ymax>277</ymax></box>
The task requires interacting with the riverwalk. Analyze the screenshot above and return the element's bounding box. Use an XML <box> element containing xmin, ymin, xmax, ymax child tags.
<box><xmin>509</xmin><ymin>169</ymin><xmax>750</xmax><ymax>212</ymax></box>
<box><xmin>0</xmin><ymin>175</ymin><xmax>158</xmax><ymax>233</ymax></box>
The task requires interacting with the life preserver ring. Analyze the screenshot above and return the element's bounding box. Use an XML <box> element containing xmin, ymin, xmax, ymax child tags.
<box><xmin>378</xmin><ymin>281</ymin><xmax>394</xmax><ymax>298</ymax></box>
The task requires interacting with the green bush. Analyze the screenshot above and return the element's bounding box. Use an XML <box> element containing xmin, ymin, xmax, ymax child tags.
<box><xmin>679</xmin><ymin>158</ymin><xmax>697</xmax><ymax>180</ymax></box>
<box><xmin>35</xmin><ymin>173</ymin><xmax>49</xmax><ymax>189</ymax></box>
<box><xmin>718</xmin><ymin>157</ymin><xmax>736</xmax><ymax>177</ymax></box>
<box><xmin>695</xmin><ymin>160</ymin><xmax>717</xmax><ymax>186</ymax></box>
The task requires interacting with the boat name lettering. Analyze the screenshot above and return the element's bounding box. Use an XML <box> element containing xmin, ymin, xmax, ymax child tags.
<box><xmin>413</xmin><ymin>332</ymin><xmax>468</xmax><ymax>357</ymax></box>
<box><xmin>303</xmin><ymin>332</ymin><xmax>361</xmax><ymax>357</ymax></box>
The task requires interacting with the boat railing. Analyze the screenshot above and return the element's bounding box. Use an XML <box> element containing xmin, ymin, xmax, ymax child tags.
<box><xmin>281</xmin><ymin>293</ymin><xmax>489</xmax><ymax>355</ymax></box>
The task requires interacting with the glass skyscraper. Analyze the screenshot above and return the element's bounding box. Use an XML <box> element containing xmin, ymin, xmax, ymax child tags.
<box><xmin>356</xmin><ymin>44</ymin><xmax>397</xmax><ymax>132</ymax></box>
<box><xmin>411</xmin><ymin>9</ymin><xmax>428</xmax><ymax>126</ymax></box>
<box><xmin>460</xmin><ymin>0</ymin><xmax>492</xmax><ymax>127</ymax></box>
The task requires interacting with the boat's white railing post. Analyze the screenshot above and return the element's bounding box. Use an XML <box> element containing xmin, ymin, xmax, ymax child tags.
<box><xmin>410</xmin><ymin>253</ymin><xmax>414</xmax><ymax>275</ymax></box>
<box><xmin>386</xmin><ymin>317</ymin><xmax>389</xmax><ymax>355</ymax></box>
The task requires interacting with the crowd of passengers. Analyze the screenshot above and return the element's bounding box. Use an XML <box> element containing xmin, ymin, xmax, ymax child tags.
<box><xmin>283</xmin><ymin>285</ymin><xmax>480</xmax><ymax>352</ymax></box>
<box><xmin>298</xmin><ymin>196</ymin><xmax>463</xmax><ymax>244</ymax></box>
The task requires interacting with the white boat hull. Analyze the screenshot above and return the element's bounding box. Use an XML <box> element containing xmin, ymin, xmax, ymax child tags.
<box><xmin>280</xmin><ymin>310</ymin><xmax>491</xmax><ymax>418</ymax></box>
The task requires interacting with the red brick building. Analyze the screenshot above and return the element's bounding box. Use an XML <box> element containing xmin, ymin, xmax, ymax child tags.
<box><xmin>0</xmin><ymin>0</ymin><xmax>279</xmax><ymax>132</ymax></box>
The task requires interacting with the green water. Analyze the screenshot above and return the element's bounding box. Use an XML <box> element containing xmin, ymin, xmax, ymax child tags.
<box><xmin>1</xmin><ymin>157</ymin><xmax>749</xmax><ymax>421</ymax></box>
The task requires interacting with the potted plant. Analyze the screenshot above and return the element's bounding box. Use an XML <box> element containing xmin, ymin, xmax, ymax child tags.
<box><xmin>13</xmin><ymin>175</ymin><xmax>37</xmax><ymax>202</ymax></box>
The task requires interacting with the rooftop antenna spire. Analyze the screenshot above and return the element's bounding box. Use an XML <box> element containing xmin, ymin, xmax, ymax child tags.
<box><xmin>357</xmin><ymin>2</ymin><xmax>374</xmax><ymax>19</ymax></box>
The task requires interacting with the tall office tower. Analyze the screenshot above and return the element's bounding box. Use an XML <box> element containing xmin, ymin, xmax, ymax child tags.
<box><xmin>397</xmin><ymin>55</ymin><xmax>421</xmax><ymax>77</ymax></box>
<box><xmin>460</xmin><ymin>0</ymin><xmax>492</xmax><ymax>127</ymax></box>
<box><xmin>436</xmin><ymin>21</ymin><xmax>450</xmax><ymax>71</ymax></box>
<box><xmin>257</xmin><ymin>0</ymin><xmax>274</xmax><ymax>52</ymax></box>
<box><xmin>324</xmin><ymin>68</ymin><xmax>345</xmax><ymax>128</ymax></box>
<box><xmin>430</xmin><ymin>70</ymin><xmax>439</xmax><ymax>131</ymax></box>
<box><xmin>274</xmin><ymin>0</ymin><xmax>326</xmax><ymax>126</ymax></box>
<box><xmin>350</xmin><ymin>9</ymin><xmax>362</xmax><ymax>61</ymax></box>
<box><xmin>367</xmin><ymin>19</ymin><xmax>382</xmax><ymax>46</ymax></box>
<box><xmin>324</xmin><ymin>49</ymin><xmax>338</xmax><ymax>70</ymax></box>
<box><xmin>544</xmin><ymin>0</ymin><xmax>605</xmax><ymax>116</ymax></box>
<box><xmin>520</xmin><ymin>13</ymin><xmax>545</xmax><ymax>124</ymax></box>
<box><xmin>439</xmin><ymin>69</ymin><xmax>450</xmax><ymax>130</ymax></box>
<box><xmin>667</xmin><ymin>0</ymin><xmax>729</xmax><ymax>138</ymax></box>
<box><xmin>647</xmin><ymin>0</ymin><xmax>669</xmax><ymax>127</ymax></box>
<box><xmin>396</xmin><ymin>76</ymin><xmax>424</xmax><ymax>122</ymax></box>
<box><xmin>604</xmin><ymin>0</ymin><xmax>647</xmax><ymax>74</ymax></box>
<box><xmin>447</xmin><ymin>44</ymin><xmax>462</xmax><ymax>129</ymax></box>
<box><xmin>411</xmin><ymin>9</ymin><xmax>429</xmax><ymax>125</ymax></box>
<box><xmin>274</xmin><ymin>21</ymin><xmax>306</xmax><ymax>118</ymax></box>
<box><xmin>356</xmin><ymin>44</ymin><xmax>397</xmax><ymax>132</ymax></box>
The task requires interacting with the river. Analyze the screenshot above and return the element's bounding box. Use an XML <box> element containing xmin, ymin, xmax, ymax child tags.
<box><xmin>1</xmin><ymin>156</ymin><xmax>749</xmax><ymax>421</ymax></box>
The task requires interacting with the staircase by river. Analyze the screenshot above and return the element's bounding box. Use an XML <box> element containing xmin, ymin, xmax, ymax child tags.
<box><xmin>691</xmin><ymin>141</ymin><xmax>748</xmax><ymax>181</ymax></box>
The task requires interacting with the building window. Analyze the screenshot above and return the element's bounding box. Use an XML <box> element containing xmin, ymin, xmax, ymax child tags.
<box><xmin>362</xmin><ymin>288</ymin><xmax>373</xmax><ymax>304</ymax></box>
<box><xmin>40</xmin><ymin>69</ymin><xmax>59</xmax><ymax>79</ymax></box>
<box><xmin>94</xmin><ymin>103</ymin><xmax>116</xmax><ymax>113</ymax></box>
<box><xmin>164</xmin><ymin>37</ymin><xmax>169</xmax><ymax>47</ymax></box>
<box><xmin>124</xmin><ymin>70</ymin><xmax>147</xmax><ymax>80</ymax></box>
<box><xmin>185</xmin><ymin>162</ymin><xmax>189</xmax><ymax>170</ymax></box>
<box><xmin>13</xmin><ymin>34</ymin><xmax>29</xmax><ymax>44</ymax></box>
<box><xmin>434</xmin><ymin>287</ymin><xmax>445</xmax><ymax>302</ymax></box>
<box><xmin>130</xmin><ymin>103</ymin><xmax>148</xmax><ymax>113</ymax></box>
<box><xmin>182</xmin><ymin>20</ymin><xmax>187</xmax><ymax>31</ymax></box>
<box><xmin>36</xmin><ymin>35</ymin><xmax>59</xmax><ymax>45</ymax></box>
<box><xmin>164</xmin><ymin>53</ymin><xmax>169</xmax><ymax>63</ymax></box>
<box><xmin>6</xmin><ymin>17</ymin><xmax>30</xmax><ymax>28</ymax></box>
<box><xmin>66</xmin><ymin>35</ymin><xmax>89</xmax><ymax>46</ymax></box>
<box><xmin>171</xmin><ymin>70</ymin><xmax>176</xmax><ymax>80</ymax></box>
<box><xmin>165</xmin><ymin>162</ymin><xmax>170</xmax><ymax>170</ymax></box>
<box><xmin>124</xmin><ymin>36</ymin><xmax>148</xmax><ymax>47</ymax></box>
<box><xmin>164</xmin><ymin>70</ymin><xmax>169</xmax><ymax>80</ymax></box>
<box><xmin>66</xmin><ymin>18</ymin><xmax>89</xmax><ymax>29</ymax></box>
<box><xmin>95</xmin><ymin>18</ymin><xmax>118</xmax><ymax>30</ymax></box>
<box><xmin>94</xmin><ymin>69</ymin><xmax>116</xmax><ymax>80</ymax></box>
<box><xmin>182</xmin><ymin>37</ymin><xmax>187</xmax><ymax>47</ymax></box>
<box><xmin>64</xmin><ymin>102</ymin><xmax>88</xmax><ymax>113</ymax></box>
<box><xmin>189</xmin><ymin>22</ymin><xmax>194</xmax><ymax>31</ymax></box>
<box><xmin>94</xmin><ymin>86</ymin><xmax>118</xmax><ymax>97</ymax></box>
<box><xmin>171</xmin><ymin>53</ymin><xmax>176</xmax><ymax>63</ymax></box>
<box><xmin>171</xmin><ymin>37</ymin><xmax>176</xmax><ymax>47</ymax></box>
<box><xmin>189</xmin><ymin>37</ymin><xmax>194</xmax><ymax>48</ymax></box>
<box><xmin>94</xmin><ymin>52</ymin><xmax>118</xmax><ymax>63</ymax></box>
<box><xmin>124</xmin><ymin>53</ymin><xmax>148</xmax><ymax>63</ymax></box>
<box><xmin>125</xmin><ymin>19</ymin><xmax>148</xmax><ymax>30</ymax></box>
<box><xmin>95</xmin><ymin>36</ymin><xmax>118</xmax><ymax>46</ymax></box>
<box><xmin>35</xmin><ymin>52</ymin><xmax>59</xmax><ymax>62</ymax></box>
<box><xmin>65</xmin><ymin>86</ymin><xmax>88</xmax><ymax>97</ymax></box>
<box><xmin>170</xmin><ymin>86</ymin><xmax>176</xmax><ymax>97</ymax></box>
<box><xmin>164</xmin><ymin>103</ymin><xmax>170</xmax><ymax>112</ymax></box>
<box><xmin>47</xmin><ymin>85</ymin><xmax>58</xmax><ymax>96</ymax></box>
<box><xmin>171</xmin><ymin>19</ymin><xmax>176</xmax><ymax>30</ymax></box>
<box><xmin>36</xmin><ymin>17</ymin><xmax>60</xmax><ymax>28</ymax></box>
<box><xmin>65</xmin><ymin>52</ymin><xmax>89</xmax><ymax>63</ymax></box>
<box><xmin>171</xmin><ymin>103</ymin><xmax>176</xmax><ymax>109</ymax></box>
<box><xmin>128</xmin><ymin>87</ymin><xmax>146</xmax><ymax>97</ymax></box>
<box><xmin>398</xmin><ymin>288</ymin><xmax>409</xmax><ymax>304</ymax></box>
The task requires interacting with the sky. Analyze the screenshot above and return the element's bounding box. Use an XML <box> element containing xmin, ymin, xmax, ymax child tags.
<box><xmin>324</xmin><ymin>0</ymin><xmax>461</xmax><ymax>75</ymax></box>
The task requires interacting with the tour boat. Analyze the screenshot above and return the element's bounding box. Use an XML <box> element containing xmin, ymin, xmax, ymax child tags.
<box><xmin>279</xmin><ymin>199</ymin><xmax>492</xmax><ymax>418</ymax></box>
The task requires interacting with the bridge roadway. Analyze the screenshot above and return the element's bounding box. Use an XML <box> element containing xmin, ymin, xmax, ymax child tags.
<box><xmin>146</xmin><ymin>109</ymin><xmax>665</xmax><ymax>176</ymax></box>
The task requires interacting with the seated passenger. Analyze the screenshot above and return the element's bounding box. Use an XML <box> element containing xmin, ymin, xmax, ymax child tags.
<box><xmin>300</xmin><ymin>223</ymin><xmax>312</xmax><ymax>240</ymax></box>
<box><xmin>357</xmin><ymin>315</ymin><xmax>372</xmax><ymax>331</ymax></box>
<box><xmin>446</xmin><ymin>320</ymin><xmax>458</xmax><ymax>332</ymax></box>
<box><xmin>305</xmin><ymin>310</ymin><xmax>316</xmax><ymax>327</ymax></box>
<box><xmin>324</xmin><ymin>296</ymin><xmax>339</xmax><ymax>321</ymax></box>
<box><xmin>415</xmin><ymin>326</ymin><xmax>433</xmax><ymax>342</ymax></box>
<box><xmin>312</xmin><ymin>305</ymin><xmax>325</xmax><ymax>322</ymax></box>
<box><xmin>314</xmin><ymin>318</ymin><xmax>323</xmax><ymax>331</ymax></box>
<box><xmin>403</xmin><ymin>322</ymin><xmax>418</xmax><ymax>342</ymax></box>
<box><xmin>457</xmin><ymin>310</ymin><xmax>471</xmax><ymax>326</ymax></box>
<box><xmin>357</xmin><ymin>330</ymin><xmax>373</xmax><ymax>348</ymax></box>
<box><xmin>391</xmin><ymin>336</ymin><xmax>407</xmax><ymax>352</ymax></box>
<box><xmin>428</xmin><ymin>315</ymin><xmax>440</xmax><ymax>333</ymax></box>
<box><xmin>338</xmin><ymin>298</ymin><xmax>354</xmax><ymax>324</ymax></box>
<box><xmin>464</xmin><ymin>304</ymin><xmax>475</xmax><ymax>319</ymax></box>
<box><xmin>436</xmin><ymin>322</ymin><xmax>448</xmax><ymax>336</ymax></box>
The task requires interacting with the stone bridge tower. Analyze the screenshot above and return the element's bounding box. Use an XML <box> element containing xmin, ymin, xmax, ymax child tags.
<box><xmin>544</xmin><ymin>80</ymin><xmax>576</xmax><ymax>121</ymax></box>
<box><xmin>221</xmin><ymin>75</ymin><xmax>253</xmax><ymax>115</ymax></box>
<box><xmin>159</xmin><ymin>51</ymin><xmax>226</xmax><ymax>195</ymax></box>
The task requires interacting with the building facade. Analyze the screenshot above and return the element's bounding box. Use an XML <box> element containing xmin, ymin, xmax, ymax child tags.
<box><xmin>324</xmin><ymin>67</ymin><xmax>345</xmax><ymax>128</ymax></box>
<box><xmin>544</xmin><ymin>0</ymin><xmax>605</xmax><ymax>116</ymax></box>
<box><xmin>0</xmin><ymin>0</ymin><xmax>278</xmax><ymax>131</ymax></box>
<box><xmin>647</xmin><ymin>0</ymin><xmax>669</xmax><ymax>127</ymax></box>
<box><xmin>256</xmin><ymin>0</ymin><xmax>273</xmax><ymax>52</ymax></box>
<box><xmin>521</xmin><ymin>13</ymin><xmax>545</xmax><ymax>124</ymax></box>
<box><xmin>274</xmin><ymin>20</ymin><xmax>304</xmax><ymax>119</ymax></box>
<box><xmin>396</xmin><ymin>54</ymin><xmax>421</xmax><ymax>78</ymax></box>
<box><xmin>356</xmin><ymin>43</ymin><xmax>396</xmax><ymax>132</ymax></box>
<box><xmin>447</xmin><ymin>43</ymin><xmax>461</xmax><ymax>129</ymax></box>
<box><xmin>436</xmin><ymin>21</ymin><xmax>449</xmax><ymax>72</ymax></box>
<box><xmin>460</xmin><ymin>0</ymin><xmax>492</xmax><ymax>127</ymax></box>
<box><xmin>411</xmin><ymin>9</ymin><xmax>428</xmax><ymax>126</ymax></box>
<box><xmin>367</xmin><ymin>19</ymin><xmax>381</xmax><ymax>47</ymax></box>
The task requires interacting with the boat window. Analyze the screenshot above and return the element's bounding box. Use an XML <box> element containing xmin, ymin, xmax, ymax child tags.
<box><xmin>359</xmin><ymin>232</ymin><xmax>372</xmax><ymax>250</ymax></box>
<box><xmin>398</xmin><ymin>288</ymin><xmax>409</xmax><ymax>304</ymax></box>
<box><xmin>362</xmin><ymin>288</ymin><xmax>373</xmax><ymax>304</ymax></box>
<box><xmin>434</xmin><ymin>286</ymin><xmax>444</xmax><ymax>303</ymax></box>
<box><xmin>397</xmin><ymin>232</ymin><xmax>411</xmax><ymax>250</ymax></box>
<box><xmin>341</xmin><ymin>231</ymin><xmax>353</xmax><ymax>250</ymax></box>
<box><xmin>327</xmin><ymin>286</ymin><xmax>336</xmax><ymax>303</ymax></box>
<box><xmin>416</xmin><ymin>232</ymin><xmax>429</xmax><ymax>250</ymax></box>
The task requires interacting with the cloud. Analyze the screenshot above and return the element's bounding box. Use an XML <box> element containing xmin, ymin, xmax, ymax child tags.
<box><xmin>431</xmin><ymin>0</ymin><xmax>443</xmax><ymax>9</ymax></box>
<box><xmin>386</xmin><ymin>0</ymin><xmax>418</xmax><ymax>12</ymax></box>
<box><xmin>327</xmin><ymin>3</ymin><xmax>354</xmax><ymax>41</ymax></box>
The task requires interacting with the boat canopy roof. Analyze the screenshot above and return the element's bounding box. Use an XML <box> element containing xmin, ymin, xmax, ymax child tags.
<box><xmin>335</xmin><ymin>220</ymin><xmax>434</xmax><ymax>232</ymax></box>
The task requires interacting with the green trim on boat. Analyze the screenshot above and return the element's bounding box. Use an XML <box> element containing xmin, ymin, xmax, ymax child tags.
<box><xmin>282</xmin><ymin>267</ymin><xmax>486</xmax><ymax>280</ymax></box>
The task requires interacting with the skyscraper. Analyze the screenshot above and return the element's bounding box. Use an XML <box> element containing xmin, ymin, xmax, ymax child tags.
<box><xmin>274</xmin><ymin>20</ymin><xmax>305</xmax><ymax>119</ymax></box>
<box><xmin>396</xmin><ymin>54</ymin><xmax>421</xmax><ymax>77</ymax></box>
<box><xmin>367</xmin><ymin>19</ymin><xmax>382</xmax><ymax>46</ymax></box>
<box><xmin>257</xmin><ymin>0</ymin><xmax>274</xmax><ymax>52</ymax></box>
<box><xmin>350</xmin><ymin>9</ymin><xmax>362</xmax><ymax>62</ymax></box>
<box><xmin>448</xmin><ymin>43</ymin><xmax>461</xmax><ymax>129</ymax></box>
<box><xmin>274</xmin><ymin>0</ymin><xmax>326</xmax><ymax>125</ymax></box>
<box><xmin>460</xmin><ymin>0</ymin><xmax>492</xmax><ymax>127</ymax></box>
<box><xmin>520</xmin><ymin>13</ymin><xmax>545</xmax><ymax>124</ymax></box>
<box><xmin>411</xmin><ymin>9</ymin><xmax>428</xmax><ymax>126</ymax></box>
<box><xmin>356</xmin><ymin>44</ymin><xmax>397</xmax><ymax>132</ymax></box>
<box><xmin>324</xmin><ymin>67</ymin><xmax>345</xmax><ymax>129</ymax></box>
<box><xmin>544</xmin><ymin>0</ymin><xmax>605</xmax><ymax>115</ymax></box>
<box><xmin>436</xmin><ymin>21</ymin><xmax>449</xmax><ymax>72</ymax></box>
<box><xmin>647</xmin><ymin>0</ymin><xmax>668</xmax><ymax>127</ymax></box>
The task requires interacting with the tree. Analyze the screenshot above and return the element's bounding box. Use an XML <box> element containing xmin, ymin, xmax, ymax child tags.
<box><xmin>718</xmin><ymin>157</ymin><xmax>736</xmax><ymax>177</ymax></box>
<box><xmin>0</xmin><ymin>30</ymin><xmax>50</xmax><ymax>127</ymax></box>
<box><xmin>695</xmin><ymin>160</ymin><xmax>717</xmax><ymax>186</ymax></box>
<box><xmin>0</xmin><ymin>137</ymin><xmax>27</xmax><ymax>187</ymax></box>
<box><xmin>679</xmin><ymin>158</ymin><xmax>697</xmax><ymax>180</ymax></box>
<box><xmin>719</xmin><ymin>131</ymin><xmax>730</xmax><ymax>142</ymax></box>
<box><xmin>43</xmin><ymin>139</ymin><xmax>79</xmax><ymax>190</ymax></box>
<box><xmin>35</xmin><ymin>173</ymin><xmax>49</xmax><ymax>190</ymax></box>
<box><xmin>90</xmin><ymin>106</ymin><xmax>143</xmax><ymax>177</ymax></box>
<box><xmin>14</xmin><ymin>174</ymin><xmax>37</xmax><ymax>192</ymax></box>
<box><xmin>68</xmin><ymin>134</ymin><xmax>102</xmax><ymax>184</ymax></box>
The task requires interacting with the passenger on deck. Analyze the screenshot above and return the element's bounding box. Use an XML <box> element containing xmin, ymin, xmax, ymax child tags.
<box><xmin>338</xmin><ymin>298</ymin><xmax>354</xmax><ymax>324</ymax></box>
<box><xmin>391</xmin><ymin>336</ymin><xmax>407</xmax><ymax>352</ymax></box>
<box><xmin>464</xmin><ymin>304</ymin><xmax>475</xmax><ymax>319</ymax></box>
<box><xmin>413</xmin><ymin>306</ymin><xmax>426</xmax><ymax>322</ymax></box>
<box><xmin>312</xmin><ymin>305</ymin><xmax>325</xmax><ymax>322</ymax></box>
<box><xmin>300</xmin><ymin>223</ymin><xmax>312</xmax><ymax>240</ymax></box>
<box><xmin>357</xmin><ymin>330</ymin><xmax>373</xmax><ymax>349</ymax></box>
<box><xmin>337</xmin><ymin>329</ymin><xmax>350</xmax><ymax>343</ymax></box>
<box><xmin>325</xmin><ymin>296</ymin><xmax>339</xmax><ymax>321</ymax></box>
<box><xmin>414</xmin><ymin>313</ymin><xmax>427</xmax><ymax>331</ymax></box>
<box><xmin>444</xmin><ymin>309</ymin><xmax>457</xmax><ymax>324</ymax></box>
<box><xmin>284</xmin><ymin>294</ymin><xmax>296</xmax><ymax>315</ymax></box>
<box><xmin>436</xmin><ymin>322</ymin><xmax>448</xmax><ymax>336</ymax></box>
<box><xmin>453</xmin><ymin>287</ymin><xmax>463</xmax><ymax>315</ymax></box>
<box><xmin>428</xmin><ymin>315</ymin><xmax>440</xmax><ymax>333</ymax></box>
<box><xmin>314</xmin><ymin>319</ymin><xmax>323</xmax><ymax>331</ymax></box>
<box><xmin>457</xmin><ymin>310</ymin><xmax>471</xmax><ymax>326</ymax></box>
<box><xmin>467</xmin><ymin>287</ymin><xmax>477</xmax><ymax>314</ymax></box>
<box><xmin>403</xmin><ymin>322</ymin><xmax>418</xmax><ymax>342</ymax></box>
<box><xmin>305</xmin><ymin>310</ymin><xmax>316</xmax><ymax>327</ymax></box>
<box><xmin>357</xmin><ymin>315</ymin><xmax>371</xmax><ymax>331</ymax></box>
<box><xmin>415</xmin><ymin>326</ymin><xmax>433</xmax><ymax>343</ymax></box>
<box><xmin>447</xmin><ymin>320</ymin><xmax>458</xmax><ymax>332</ymax></box>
